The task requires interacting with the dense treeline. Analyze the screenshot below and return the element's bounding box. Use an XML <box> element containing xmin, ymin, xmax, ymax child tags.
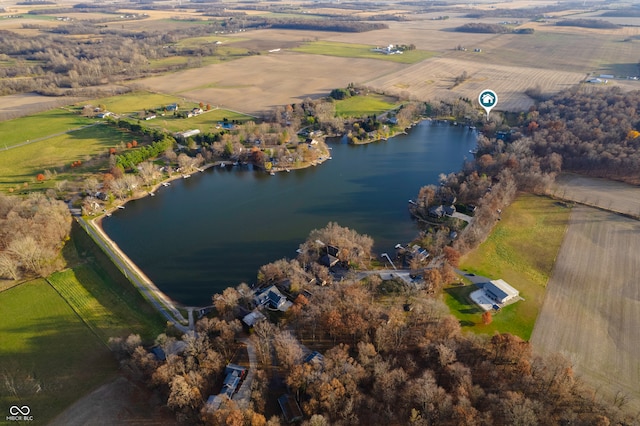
<box><xmin>556</xmin><ymin>19</ymin><xmax>620</xmax><ymax>29</ymax></box>
<box><xmin>523</xmin><ymin>87</ymin><xmax>640</xmax><ymax>184</ymax></box>
<box><xmin>463</xmin><ymin>3</ymin><xmax>577</xmax><ymax>18</ymax></box>
<box><xmin>269</xmin><ymin>19</ymin><xmax>387</xmax><ymax>33</ymax></box>
<box><xmin>455</xmin><ymin>23</ymin><xmax>513</xmax><ymax>34</ymax></box>
<box><xmin>0</xmin><ymin>193</ymin><xmax>71</xmax><ymax>280</ymax></box>
<box><xmin>115</xmin><ymin>138</ymin><xmax>174</xmax><ymax>170</ymax></box>
<box><xmin>601</xmin><ymin>8</ymin><xmax>640</xmax><ymax>18</ymax></box>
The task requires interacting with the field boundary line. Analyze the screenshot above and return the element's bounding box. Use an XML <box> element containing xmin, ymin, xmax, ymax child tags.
<box><xmin>46</xmin><ymin>273</ymin><xmax>110</xmax><ymax>349</ymax></box>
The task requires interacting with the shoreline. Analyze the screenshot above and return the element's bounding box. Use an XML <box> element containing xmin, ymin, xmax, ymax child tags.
<box><xmin>87</xmin><ymin>119</ymin><xmax>429</xmax><ymax>312</ymax></box>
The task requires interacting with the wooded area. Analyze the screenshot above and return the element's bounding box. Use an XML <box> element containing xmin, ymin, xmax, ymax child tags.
<box><xmin>0</xmin><ymin>193</ymin><xmax>71</xmax><ymax>280</ymax></box>
<box><xmin>116</xmin><ymin>222</ymin><xmax>632</xmax><ymax>425</ymax></box>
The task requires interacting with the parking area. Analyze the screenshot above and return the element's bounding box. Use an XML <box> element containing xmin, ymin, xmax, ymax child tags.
<box><xmin>470</xmin><ymin>289</ymin><xmax>495</xmax><ymax>311</ymax></box>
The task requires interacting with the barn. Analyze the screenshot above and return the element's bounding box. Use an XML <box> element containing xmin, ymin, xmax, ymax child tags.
<box><xmin>483</xmin><ymin>279</ymin><xmax>519</xmax><ymax>305</ymax></box>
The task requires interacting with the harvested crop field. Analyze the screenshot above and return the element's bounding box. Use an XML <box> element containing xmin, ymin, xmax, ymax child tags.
<box><xmin>0</xmin><ymin>93</ymin><xmax>84</xmax><ymax>121</ymax></box>
<box><xmin>365</xmin><ymin>57</ymin><xmax>585</xmax><ymax>111</ymax></box>
<box><xmin>549</xmin><ymin>174</ymin><xmax>640</xmax><ymax>218</ymax></box>
<box><xmin>135</xmin><ymin>52</ymin><xmax>405</xmax><ymax>115</ymax></box>
<box><xmin>531</xmin><ymin>205</ymin><xmax>640</xmax><ymax>412</ymax></box>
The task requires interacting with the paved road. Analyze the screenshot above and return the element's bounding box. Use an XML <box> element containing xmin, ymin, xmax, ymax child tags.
<box><xmin>77</xmin><ymin>217</ymin><xmax>189</xmax><ymax>333</ymax></box>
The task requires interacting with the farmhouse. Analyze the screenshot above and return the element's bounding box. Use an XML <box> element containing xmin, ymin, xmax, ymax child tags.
<box><xmin>484</xmin><ymin>279</ymin><xmax>519</xmax><ymax>305</ymax></box>
<box><xmin>372</xmin><ymin>44</ymin><xmax>403</xmax><ymax>55</ymax></box>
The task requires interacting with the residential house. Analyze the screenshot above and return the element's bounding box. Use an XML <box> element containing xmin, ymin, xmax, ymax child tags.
<box><xmin>254</xmin><ymin>285</ymin><xmax>292</xmax><ymax>311</ymax></box>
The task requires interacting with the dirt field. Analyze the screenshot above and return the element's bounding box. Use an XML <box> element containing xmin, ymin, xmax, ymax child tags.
<box><xmin>531</xmin><ymin>205</ymin><xmax>640</xmax><ymax>412</ymax></box>
<box><xmin>0</xmin><ymin>93</ymin><xmax>84</xmax><ymax>121</ymax></box>
<box><xmin>549</xmin><ymin>174</ymin><xmax>640</xmax><ymax>218</ymax></box>
<box><xmin>366</xmin><ymin>56</ymin><xmax>584</xmax><ymax>111</ymax></box>
<box><xmin>135</xmin><ymin>52</ymin><xmax>406</xmax><ymax>114</ymax></box>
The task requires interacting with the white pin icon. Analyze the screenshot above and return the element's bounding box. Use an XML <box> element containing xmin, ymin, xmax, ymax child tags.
<box><xmin>478</xmin><ymin>89</ymin><xmax>498</xmax><ymax>120</ymax></box>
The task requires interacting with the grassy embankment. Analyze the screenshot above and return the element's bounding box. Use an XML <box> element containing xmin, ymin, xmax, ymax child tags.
<box><xmin>445</xmin><ymin>194</ymin><xmax>571</xmax><ymax>340</ymax></box>
<box><xmin>292</xmin><ymin>41</ymin><xmax>437</xmax><ymax>64</ymax></box>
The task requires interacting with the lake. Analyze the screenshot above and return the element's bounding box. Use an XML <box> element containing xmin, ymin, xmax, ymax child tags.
<box><xmin>102</xmin><ymin>120</ymin><xmax>478</xmax><ymax>306</ymax></box>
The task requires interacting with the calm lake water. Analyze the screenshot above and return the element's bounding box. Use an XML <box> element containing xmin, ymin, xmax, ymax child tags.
<box><xmin>102</xmin><ymin>121</ymin><xmax>477</xmax><ymax>306</ymax></box>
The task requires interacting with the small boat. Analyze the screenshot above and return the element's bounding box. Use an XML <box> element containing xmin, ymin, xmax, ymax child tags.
<box><xmin>183</xmin><ymin>174</ymin><xmax>191</xmax><ymax>179</ymax></box>
<box><xmin>220</xmin><ymin>163</ymin><xmax>225</xmax><ymax>168</ymax></box>
<box><xmin>162</xmin><ymin>182</ymin><xmax>170</xmax><ymax>187</ymax></box>
<box><xmin>105</xmin><ymin>212</ymin><xmax>111</xmax><ymax>217</ymax></box>
<box><xmin>117</xmin><ymin>205</ymin><xmax>125</xmax><ymax>209</ymax></box>
<box><xmin>328</xmin><ymin>156</ymin><xmax>332</xmax><ymax>160</ymax></box>
<box><xmin>149</xmin><ymin>192</ymin><xmax>155</xmax><ymax>196</ymax></box>
<box><xmin>233</xmin><ymin>161</ymin><xmax>239</xmax><ymax>166</ymax></box>
<box><xmin>270</xmin><ymin>171</ymin><xmax>275</xmax><ymax>176</ymax></box>
<box><xmin>196</xmin><ymin>167</ymin><xmax>204</xmax><ymax>172</ymax></box>
<box><xmin>408</xmin><ymin>199</ymin><xmax>416</xmax><ymax>205</ymax></box>
<box><xmin>285</xmin><ymin>168</ymin><xmax>290</xmax><ymax>173</ymax></box>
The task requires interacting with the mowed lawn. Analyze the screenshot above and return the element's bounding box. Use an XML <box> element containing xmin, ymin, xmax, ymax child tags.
<box><xmin>0</xmin><ymin>279</ymin><xmax>117</xmax><ymax>424</ymax></box>
<box><xmin>47</xmin><ymin>265</ymin><xmax>165</xmax><ymax>342</ymax></box>
<box><xmin>144</xmin><ymin>108</ymin><xmax>253</xmax><ymax>133</ymax></box>
<box><xmin>0</xmin><ymin>108</ymin><xmax>95</xmax><ymax>149</ymax></box>
<box><xmin>0</xmin><ymin>124</ymin><xmax>134</xmax><ymax>192</ymax></box>
<box><xmin>89</xmin><ymin>91</ymin><xmax>182</xmax><ymax>115</ymax></box>
<box><xmin>335</xmin><ymin>94</ymin><xmax>400</xmax><ymax>117</ymax></box>
<box><xmin>447</xmin><ymin>194</ymin><xmax>572</xmax><ymax>340</ymax></box>
<box><xmin>291</xmin><ymin>41</ymin><xmax>436</xmax><ymax>64</ymax></box>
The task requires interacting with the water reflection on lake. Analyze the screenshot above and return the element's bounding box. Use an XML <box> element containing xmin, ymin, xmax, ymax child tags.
<box><xmin>102</xmin><ymin>121</ymin><xmax>477</xmax><ymax>306</ymax></box>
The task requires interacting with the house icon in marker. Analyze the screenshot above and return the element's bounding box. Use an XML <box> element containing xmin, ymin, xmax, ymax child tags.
<box><xmin>478</xmin><ymin>89</ymin><xmax>498</xmax><ymax>119</ymax></box>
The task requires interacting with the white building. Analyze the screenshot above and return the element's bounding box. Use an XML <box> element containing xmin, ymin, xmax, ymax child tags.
<box><xmin>483</xmin><ymin>279</ymin><xmax>519</xmax><ymax>305</ymax></box>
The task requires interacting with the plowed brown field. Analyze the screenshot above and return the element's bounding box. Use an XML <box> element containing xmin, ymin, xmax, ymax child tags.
<box><xmin>534</xmin><ymin>176</ymin><xmax>640</xmax><ymax>411</ymax></box>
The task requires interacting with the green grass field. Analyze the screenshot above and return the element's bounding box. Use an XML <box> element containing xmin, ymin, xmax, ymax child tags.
<box><xmin>335</xmin><ymin>95</ymin><xmax>400</xmax><ymax>117</ymax></box>
<box><xmin>0</xmin><ymin>108</ymin><xmax>95</xmax><ymax>149</ymax></box>
<box><xmin>47</xmin><ymin>265</ymin><xmax>164</xmax><ymax>342</ymax></box>
<box><xmin>292</xmin><ymin>41</ymin><xmax>437</xmax><ymax>64</ymax></box>
<box><xmin>0</xmin><ymin>124</ymin><xmax>135</xmax><ymax>192</ymax></box>
<box><xmin>446</xmin><ymin>194</ymin><xmax>572</xmax><ymax>340</ymax></box>
<box><xmin>0</xmin><ymin>279</ymin><xmax>117</xmax><ymax>424</ymax></box>
<box><xmin>145</xmin><ymin>108</ymin><xmax>254</xmax><ymax>133</ymax></box>
<box><xmin>88</xmin><ymin>91</ymin><xmax>182</xmax><ymax>115</ymax></box>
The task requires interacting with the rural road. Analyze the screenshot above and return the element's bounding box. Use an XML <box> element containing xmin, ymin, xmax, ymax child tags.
<box><xmin>77</xmin><ymin>217</ymin><xmax>189</xmax><ymax>333</ymax></box>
